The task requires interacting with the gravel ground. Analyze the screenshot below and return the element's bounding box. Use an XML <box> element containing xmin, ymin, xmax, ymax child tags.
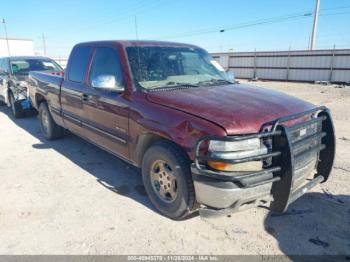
<box><xmin>0</xmin><ymin>80</ymin><xmax>349</xmax><ymax>255</ymax></box>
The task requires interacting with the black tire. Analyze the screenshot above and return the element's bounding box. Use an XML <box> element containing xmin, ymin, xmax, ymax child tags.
<box><xmin>142</xmin><ymin>140</ymin><xmax>195</xmax><ymax>220</ymax></box>
<box><xmin>38</xmin><ymin>102</ymin><xmax>64</xmax><ymax>140</ymax></box>
<box><xmin>9</xmin><ymin>92</ymin><xmax>24</xmax><ymax>118</ymax></box>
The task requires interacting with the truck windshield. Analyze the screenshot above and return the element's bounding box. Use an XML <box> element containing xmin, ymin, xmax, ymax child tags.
<box><xmin>126</xmin><ymin>46</ymin><xmax>230</xmax><ymax>90</ymax></box>
<box><xmin>10</xmin><ymin>59</ymin><xmax>62</xmax><ymax>75</ymax></box>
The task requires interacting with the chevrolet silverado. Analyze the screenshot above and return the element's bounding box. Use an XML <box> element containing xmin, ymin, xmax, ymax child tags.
<box><xmin>28</xmin><ymin>41</ymin><xmax>335</xmax><ymax>219</ymax></box>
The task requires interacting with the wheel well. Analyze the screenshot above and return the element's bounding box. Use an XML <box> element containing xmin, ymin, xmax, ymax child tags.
<box><xmin>136</xmin><ymin>134</ymin><xmax>189</xmax><ymax>166</ymax></box>
<box><xmin>6</xmin><ymin>87</ymin><xmax>13</xmax><ymax>105</ymax></box>
<box><xmin>35</xmin><ymin>93</ymin><xmax>46</xmax><ymax>108</ymax></box>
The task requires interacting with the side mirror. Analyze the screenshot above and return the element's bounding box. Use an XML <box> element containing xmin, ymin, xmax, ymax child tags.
<box><xmin>91</xmin><ymin>75</ymin><xmax>124</xmax><ymax>92</ymax></box>
<box><xmin>225</xmin><ymin>70</ymin><xmax>235</xmax><ymax>83</ymax></box>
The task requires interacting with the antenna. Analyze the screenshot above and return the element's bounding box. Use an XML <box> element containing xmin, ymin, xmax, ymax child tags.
<box><xmin>42</xmin><ymin>33</ymin><xmax>47</xmax><ymax>55</ymax></box>
<box><xmin>1</xmin><ymin>19</ymin><xmax>11</xmax><ymax>57</ymax></box>
<box><xmin>134</xmin><ymin>16</ymin><xmax>139</xmax><ymax>40</ymax></box>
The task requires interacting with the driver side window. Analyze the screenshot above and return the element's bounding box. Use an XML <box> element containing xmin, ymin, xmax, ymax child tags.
<box><xmin>90</xmin><ymin>47</ymin><xmax>124</xmax><ymax>89</ymax></box>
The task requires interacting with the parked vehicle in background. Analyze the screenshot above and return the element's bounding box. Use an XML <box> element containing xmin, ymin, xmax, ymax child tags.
<box><xmin>0</xmin><ymin>56</ymin><xmax>63</xmax><ymax>118</ymax></box>
<box><xmin>28</xmin><ymin>41</ymin><xmax>335</xmax><ymax>220</ymax></box>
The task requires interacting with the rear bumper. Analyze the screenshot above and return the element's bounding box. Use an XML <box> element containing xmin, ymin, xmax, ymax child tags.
<box><xmin>192</xmin><ymin>107</ymin><xmax>335</xmax><ymax>217</ymax></box>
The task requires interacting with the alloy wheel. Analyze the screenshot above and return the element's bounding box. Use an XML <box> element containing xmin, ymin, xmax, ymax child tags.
<box><xmin>150</xmin><ymin>160</ymin><xmax>178</xmax><ymax>203</ymax></box>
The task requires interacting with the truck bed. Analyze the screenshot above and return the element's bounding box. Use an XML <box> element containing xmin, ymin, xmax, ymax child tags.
<box><xmin>28</xmin><ymin>71</ymin><xmax>63</xmax><ymax>110</ymax></box>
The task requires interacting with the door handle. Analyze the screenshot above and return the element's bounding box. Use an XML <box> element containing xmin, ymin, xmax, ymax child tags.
<box><xmin>81</xmin><ymin>94</ymin><xmax>89</xmax><ymax>101</ymax></box>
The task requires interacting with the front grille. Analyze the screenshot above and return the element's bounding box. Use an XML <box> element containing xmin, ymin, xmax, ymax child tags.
<box><xmin>268</xmin><ymin>109</ymin><xmax>335</xmax><ymax>212</ymax></box>
<box><xmin>282</xmin><ymin>115</ymin><xmax>326</xmax><ymax>190</ymax></box>
<box><xmin>193</xmin><ymin>106</ymin><xmax>335</xmax><ymax>212</ymax></box>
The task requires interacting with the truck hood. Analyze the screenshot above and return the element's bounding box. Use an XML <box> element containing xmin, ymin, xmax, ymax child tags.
<box><xmin>146</xmin><ymin>84</ymin><xmax>315</xmax><ymax>135</ymax></box>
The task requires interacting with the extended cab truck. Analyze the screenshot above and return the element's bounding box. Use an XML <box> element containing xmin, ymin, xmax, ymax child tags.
<box><xmin>0</xmin><ymin>56</ymin><xmax>63</xmax><ymax>118</ymax></box>
<box><xmin>28</xmin><ymin>41</ymin><xmax>335</xmax><ymax>219</ymax></box>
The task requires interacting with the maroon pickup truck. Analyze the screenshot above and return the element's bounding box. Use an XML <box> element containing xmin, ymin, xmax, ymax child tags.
<box><xmin>28</xmin><ymin>41</ymin><xmax>335</xmax><ymax>219</ymax></box>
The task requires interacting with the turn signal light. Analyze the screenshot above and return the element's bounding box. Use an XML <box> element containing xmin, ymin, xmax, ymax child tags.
<box><xmin>207</xmin><ymin>160</ymin><xmax>263</xmax><ymax>172</ymax></box>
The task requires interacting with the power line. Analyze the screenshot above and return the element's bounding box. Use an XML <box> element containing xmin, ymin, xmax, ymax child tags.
<box><xmin>321</xmin><ymin>5</ymin><xmax>350</xmax><ymax>11</ymax></box>
<box><xmin>46</xmin><ymin>0</ymin><xmax>146</xmax><ymax>37</ymax></box>
<box><xmin>155</xmin><ymin>13</ymin><xmax>313</xmax><ymax>40</ymax></box>
<box><xmin>46</xmin><ymin>0</ymin><xmax>170</xmax><ymax>40</ymax></box>
<box><xmin>42</xmin><ymin>3</ymin><xmax>350</xmax><ymax>54</ymax></box>
<box><xmin>320</xmin><ymin>11</ymin><xmax>350</xmax><ymax>16</ymax></box>
<box><xmin>151</xmin><ymin>4</ymin><xmax>350</xmax><ymax>41</ymax></box>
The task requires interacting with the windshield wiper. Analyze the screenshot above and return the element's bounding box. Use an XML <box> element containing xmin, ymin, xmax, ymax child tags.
<box><xmin>197</xmin><ymin>79</ymin><xmax>234</xmax><ymax>86</ymax></box>
<box><xmin>154</xmin><ymin>81</ymin><xmax>199</xmax><ymax>89</ymax></box>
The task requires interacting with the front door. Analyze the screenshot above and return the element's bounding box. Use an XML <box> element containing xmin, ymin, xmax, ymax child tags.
<box><xmin>60</xmin><ymin>46</ymin><xmax>93</xmax><ymax>135</ymax></box>
<box><xmin>81</xmin><ymin>46</ymin><xmax>129</xmax><ymax>159</ymax></box>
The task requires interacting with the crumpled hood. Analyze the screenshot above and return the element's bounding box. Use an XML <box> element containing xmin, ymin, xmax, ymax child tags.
<box><xmin>146</xmin><ymin>84</ymin><xmax>316</xmax><ymax>135</ymax></box>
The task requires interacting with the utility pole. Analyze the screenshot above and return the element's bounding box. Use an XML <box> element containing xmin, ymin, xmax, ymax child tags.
<box><xmin>1</xmin><ymin>19</ymin><xmax>11</xmax><ymax>57</ymax></box>
<box><xmin>42</xmin><ymin>33</ymin><xmax>47</xmax><ymax>55</ymax></box>
<box><xmin>310</xmin><ymin>0</ymin><xmax>320</xmax><ymax>50</ymax></box>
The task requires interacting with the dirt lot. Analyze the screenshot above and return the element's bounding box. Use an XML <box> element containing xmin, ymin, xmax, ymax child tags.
<box><xmin>0</xmin><ymin>80</ymin><xmax>349</xmax><ymax>255</ymax></box>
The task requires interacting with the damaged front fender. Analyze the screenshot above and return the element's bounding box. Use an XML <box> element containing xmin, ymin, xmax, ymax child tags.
<box><xmin>9</xmin><ymin>82</ymin><xmax>28</xmax><ymax>101</ymax></box>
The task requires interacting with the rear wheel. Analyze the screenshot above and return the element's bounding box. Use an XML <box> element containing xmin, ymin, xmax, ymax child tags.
<box><xmin>9</xmin><ymin>92</ymin><xmax>24</xmax><ymax>118</ymax></box>
<box><xmin>39</xmin><ymin>102</ymin><xmax>64</xmax><ymax>140</ymax></box>
<box><xmin>142</xmin><ymin>141</ymin><xmax>195</xmax><ymax>219</ymax></box>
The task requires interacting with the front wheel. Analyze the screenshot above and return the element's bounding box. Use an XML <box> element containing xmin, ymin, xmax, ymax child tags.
<box><xmin>38</xmin><ymin>102</ymin><xmax>64</xmax><ymax>140</ymax></box>
<box><xmin>142</xmin><ymin>141</ymin><xmax>195</xmax><ymax>220</ymax></box>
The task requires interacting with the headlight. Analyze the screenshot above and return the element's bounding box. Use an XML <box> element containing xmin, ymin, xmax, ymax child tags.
<box><xmin>207</xmin><ymin>138</ymin><xmax>267</xmax><ymax>172</ymax></box>
<box><xmin>208</xmin><ymin>138</ymin><xmax>261</xmax><ymax>152</ymax></box>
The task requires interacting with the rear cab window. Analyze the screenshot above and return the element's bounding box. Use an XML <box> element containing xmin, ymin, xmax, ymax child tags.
<box><xmin>67</xmin><ymin>46</ymin><xmax>93</xmax><ymax>83</ymax></box>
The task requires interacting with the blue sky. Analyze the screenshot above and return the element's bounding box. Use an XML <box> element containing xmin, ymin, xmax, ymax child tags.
<box><xmin>1</xmin><ymin>0</ymin><xmax>350</xmax><ymax>57</ymax></box>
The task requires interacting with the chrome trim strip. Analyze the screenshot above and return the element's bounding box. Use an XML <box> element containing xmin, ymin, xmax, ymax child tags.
<box><xmin>82</xmin><ymin>122</ymin><xmax>127</xmax><ymax>144</ymax></box>
<box><xmin>60</xmin><ymin>110</ymin><xmax>127</xmax><ymax>144</ymax></box>
<box><xmin>62</xmin><ymin>113</ymin><xmax>81</xmax><ymax>126</ymax></box>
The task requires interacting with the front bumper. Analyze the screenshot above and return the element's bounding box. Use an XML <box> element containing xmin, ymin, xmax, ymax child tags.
<box><xmin>191</xmin><ymin>107</ymin><xmax>335</xmax><ymax>217</ymax></box>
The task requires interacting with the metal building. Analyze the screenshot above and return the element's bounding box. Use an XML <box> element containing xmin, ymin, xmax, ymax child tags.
<box><xmin>0</xmin><ymin>37</ymin><xmax>34</xmax><ymax>57</ymax></box>
<box><xmin>212</xmin><ymin>49</ymin><xmax>350</xmax><ymax>83</ymax></box>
